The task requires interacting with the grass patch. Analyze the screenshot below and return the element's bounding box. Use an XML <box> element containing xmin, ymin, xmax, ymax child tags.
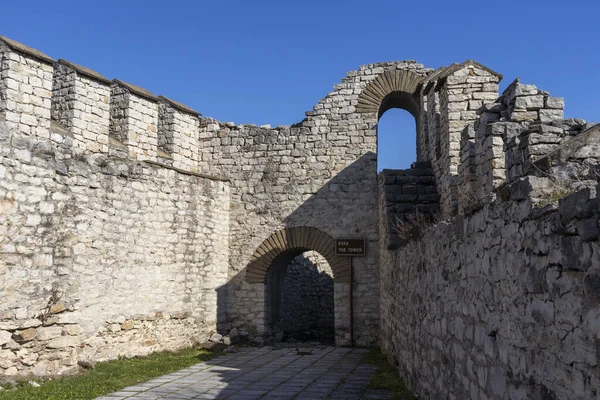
<box><xmin>0</xmin><ymin>347</ymin><xmax>216</xmax><ymax>400</ymax></box>
<box><xmin>362</xmin><ymin>347</ymin><xmax>417</xmax><ymax>400</ymax></box>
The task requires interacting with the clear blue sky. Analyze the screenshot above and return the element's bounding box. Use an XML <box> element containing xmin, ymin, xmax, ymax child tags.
<box><xmin>3</xmin><ymin>0</ymin><xmax>598</xmax><ymax>170</ymax></box>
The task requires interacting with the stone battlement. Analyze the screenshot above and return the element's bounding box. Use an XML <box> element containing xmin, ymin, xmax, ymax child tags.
<box><xmin>0</xmin><ymin>36</ymin><xmax>202</xmax><ymax>172</ymax></box>
<box><xmin>1</xmin><ymin>35</ymin><xmax>589</xmax><ymax>215</ymax></box>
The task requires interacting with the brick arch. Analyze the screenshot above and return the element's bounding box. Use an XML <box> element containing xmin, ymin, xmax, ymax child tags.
<box><xmin>246</xmin><ymin>226</ymin><xmax>350</xmax><ymax>284</ymax></box>
<box><xmin>355</xmin><ymin>69</ymin><xmax>425</xmax><ymax>116</ymax></box>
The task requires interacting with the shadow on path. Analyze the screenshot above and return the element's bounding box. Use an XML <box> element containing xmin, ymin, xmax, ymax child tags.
<box><xmin>96</xmin><ymin>347</ymin><xmax>392</xmax><ymax>400</ymax></box>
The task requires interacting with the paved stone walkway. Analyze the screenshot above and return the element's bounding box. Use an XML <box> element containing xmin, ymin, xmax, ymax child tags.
<box><xmin>97</xmin><ymin>346</ymin><xmax>392</xmax><ymax>399</ymax></box>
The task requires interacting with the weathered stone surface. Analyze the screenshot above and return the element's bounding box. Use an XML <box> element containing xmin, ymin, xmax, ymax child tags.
<box><xmin>0</xmin><ymin>322</ymin><xmax>19</xmax><ymax>331</ymax></box>
<box><xmin>209</xmin><ymin>333</ymin><xmax>223</xmax><ymax>343</ymax></box>
<box><xmin>0</xmin><ymin>330</ymin><xmax>12</xmax><ymax>346</ymax></box>
<box><xmin>49</xmin><ymin>304</ymin><xmax>67</xmax><ymax>314</ymax></box>
<box><xmin>36</xmin><ymin>326</ymin><xmax>63</xmax><ymax>341</ymax></box>
<box><xmin>199</xmin><ymin>341</ymin><xmax>227</xmax><ymax>351</ymax></box>
<box><xmin>20</xmin><ymin>319</ymin><xmax>42</xmax><ymax>329</ymax></box>
<box><xmin>12</xmin><ymin>328</ymin><xmax>37</xmax><ymax>343</ymax></box>
<box><xmin>46</xmin><ymin>336</ymin><xmax>78</xmax><ymax>349</ymax></box>
<box><xmin>63</xmin><ymin>325</ymin><xmax>81</xmax><ymax>336</ymax></box>
<box><xmin>379</xmin><ymin>184</ymin><xmax>600</xmax><ymax>400</ymax></box>
<box><xmin>120</xmin><ymin>320</ymin><xmax>134</xmax><ymax>331</ymax></box>
<box><xmin>559</xmin><ymin>187</ymin><xmax>597</xmax><ymax>224</ymax></box>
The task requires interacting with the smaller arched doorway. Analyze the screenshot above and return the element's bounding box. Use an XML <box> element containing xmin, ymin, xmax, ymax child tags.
<box><xmin>246</xmin><ymin>226</ymin><xmax>351</xmax><ymax>346</ymax></box>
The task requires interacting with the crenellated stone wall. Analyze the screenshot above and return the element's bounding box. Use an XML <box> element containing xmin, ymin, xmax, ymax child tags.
<box><xmin>1</xmin><ymin>34</ymin><xmax>599</xmax><ymax>399</ymax></box>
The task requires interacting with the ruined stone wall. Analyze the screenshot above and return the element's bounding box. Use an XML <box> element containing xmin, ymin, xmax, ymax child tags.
<box><xmin>376</xmin><ymin>69</ymin><xmax>600</xmax><ymax>399</ymax></box>
<box><xmin>3</xmin><ymin>35</ymin><xmax>600</xmax><ymax>397</ymax></box>
<box><xmin>378</xmin><ymin>163</ymin><xmax>439</xmax><ymax>249</ymax></box>
<box><xmin>2</xmin><ymin>36</ymin><xmax>520</xmax><ymax>349</ymax></box>
<box><xmin>0</xmin><ymin>122</ymin><xmax>229</xmax><ymax>377</ymax></box>
<box><xmin>379</xmin><ymin>181</ymin><xmax>600</xmax><ymax>400</ymax></box>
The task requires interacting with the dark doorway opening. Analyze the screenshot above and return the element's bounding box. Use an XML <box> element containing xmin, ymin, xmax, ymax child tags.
<box><xmin>266</xmin><ymin>250</ymin><xmax>334</xmax><ymax>344</ymax></box>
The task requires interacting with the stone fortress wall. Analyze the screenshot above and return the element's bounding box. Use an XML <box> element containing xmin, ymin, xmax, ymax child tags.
<box><xmin>0</xmin><ymin>37</ymin><xmax>230</xmax><ymax>377</ymax></box>
<box><xmin>0</xmin><ymin>35</ymin><xmax>599</xmax><ymax>399</ymax></box>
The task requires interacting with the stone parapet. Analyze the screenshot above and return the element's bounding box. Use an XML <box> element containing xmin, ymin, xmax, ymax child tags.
<box><xmin>52</xmin><ymin>59</ymin><xmax>111</xmax><ymax>153</ymax></box>
<box><xmin>109</xmin><ymin>79</ymin><xmax>159</xmax><ymax>161</ymax></box>
<box><xmin>0</xmin><ymin>36</ymin><xmax>204</xmax><ymax>174</ymax></box>
<box><xmin>158</xmin><ymin>96</ymin><xmax>201</xmax><ymax>171</ymax></box>
<box><xmin>0</xmin><ymin>36</ymin><xmax>54</xmax><ymax>140</ymax></box>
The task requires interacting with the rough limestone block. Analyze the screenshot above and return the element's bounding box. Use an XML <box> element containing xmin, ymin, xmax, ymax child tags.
<box><xmin>545</xmin><ymin>96</ymin><xmax>564</xmax><ymax>109</ymax></box>
<box><xmin>514</xmin><ymin>95</ymin><xmax>544</xmax><ymax>110</ymax></box>
<box><xmin>539</xmin><ymin>109</ymin><xmax>565</xmax><ymax>123</ymax></box>
<box><xmin>559</xmin><ymin>187</ymin><xmax>597</xmax><ymax>224</ymax></box>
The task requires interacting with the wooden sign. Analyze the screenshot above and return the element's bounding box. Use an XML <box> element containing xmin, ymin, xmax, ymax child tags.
<box><xmin>335</xmin><ymin>238</ymin><xmax>366</xmax><ymax>256</ymax></box>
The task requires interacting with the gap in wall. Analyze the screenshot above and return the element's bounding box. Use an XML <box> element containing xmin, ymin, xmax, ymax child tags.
<box><xmin>281</xmin><ymin>251</ymin><xmax>334</xmax><ymax>344</ymax></box>
<box><xmin>377</xmin><ymin>108</ymin><xmax>416</xmax><ymax>172</ymax></box>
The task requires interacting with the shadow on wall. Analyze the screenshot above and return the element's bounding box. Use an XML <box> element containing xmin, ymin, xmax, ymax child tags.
<box><xmin>215</xmin><ymin>151</ymin><xmax>385</xmax><ymax>346</ymax></box>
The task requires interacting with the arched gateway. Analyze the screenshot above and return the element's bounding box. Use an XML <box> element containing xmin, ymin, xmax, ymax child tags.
<box><xmin>246</xmin><ymin>227</ymin><xmax>352</xmax><ymax>345</ymax></box>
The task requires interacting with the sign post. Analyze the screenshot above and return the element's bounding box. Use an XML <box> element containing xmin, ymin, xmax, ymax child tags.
<box><xmin>335</xmin><ymin>238</ymin><xmax>366</xmax><ymax>256</ymax></box>
<box><xmin>335</xmin><ymin>238</ymin><xmax>366</xmax><ymax>347</ymax></box>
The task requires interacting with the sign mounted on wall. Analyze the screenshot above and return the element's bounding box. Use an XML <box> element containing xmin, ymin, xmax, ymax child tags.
<box><xmin>335</xmin><ymin>238</ymin><xmax>366</xmax><ymax>256</ymax></box>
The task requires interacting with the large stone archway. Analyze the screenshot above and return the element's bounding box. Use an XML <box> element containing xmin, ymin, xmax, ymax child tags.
<box><xmin>246</xmin><ymin>227</ymin><xmax>352</xmax><ymax>346</ymax></box>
